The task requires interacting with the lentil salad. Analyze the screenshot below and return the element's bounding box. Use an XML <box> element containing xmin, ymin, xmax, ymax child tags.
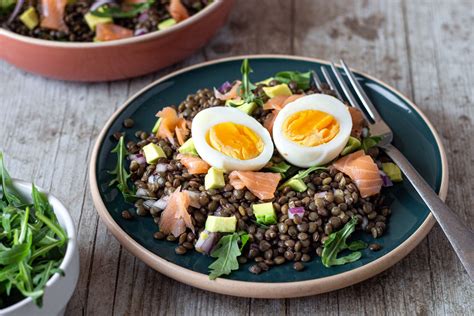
<box><xmin>0</xmin><ymin>0</ymin><xmax>211</xmax><ymax>42</ymax></box>
<box><xmin>109</xmin><ymin>60</ymin><xmax>402</xmax><ymax>279</ymax></box>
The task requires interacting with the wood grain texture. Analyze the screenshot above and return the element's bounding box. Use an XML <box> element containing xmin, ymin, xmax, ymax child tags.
<box><xmin>0</xmin><ymin>0</ymin><xmax>472</xmax><ymax>315</ymax></box>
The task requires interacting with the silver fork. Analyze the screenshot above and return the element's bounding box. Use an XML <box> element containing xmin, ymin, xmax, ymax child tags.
<box><xmin>314</xmin><ymin>60</ymin><xmax>474</xmax><ymax>280</ymax></box>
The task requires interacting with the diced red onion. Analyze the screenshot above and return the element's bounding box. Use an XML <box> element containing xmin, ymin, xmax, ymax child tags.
<box><xmin>129</xmin><ymin>153</ymin><xmax>146</xmax><ymax>165</ymax></box>
<box><xmin>213</xmin><ymin>87</ymin><xmax>226</xmax><ymax>100</ymax></box>
<box><xmin>288</xmin><ymin>207</ymin><xmax>305</xmax><ymax>219</ymax></box>
<box><xmin>153</xmin><ymin>195</ymin><xmax>169</xmax><ymax>210</ymax></box>
<box><xmin>7</xmin><ymin>0</ymin><xmax>25</xmax><ymax>24</ymax></box>
<box><xmin>185</xmin><ymin>190</ymin><xmax>200</xmax><ymax>208</ymax></box>
<box><xmin>195</xmin><ymin>230</ymin><xmax>218</xmax><ymax>254</ymax></box>
<box><xmin>361</xmin><ymin>216</ymin><xmax>369</xmax><ymax>230</ymax></box>
<box><xmin>134</xmin><ymin>27</ymin><xmax>148</xmax><ymax>36</ymax></box>
<box><xmin>155</xmin><ymin>163</ymin><xmax>168</xmax><ymax>173</ymax></box>
<box><xmin>137</xmin><ymin>11</ymin><xmax>149</xmax><ymax>23</ymax></box>
<box><xmin>362</xmin><ymin>127</ymin><xmax>369</xmax><ymax>138</ymax></box>
<box><xmin>90</xmin><ymin>0</ymin><xmax>117</xmax><ymax>11</ymax></box>
<box><xmin>143</xmin><ymin>199</ymin><xmax>156</xmax><ymax>210</ymax></box>
<box><xmin>136</xmin><ymin>188</ymin><xmax>151</xmax><ymax>198</ymax></box>
<box><xmin>218</xmin><ymin>81</ymin><xmax>233</xmax><ymax>94</ymax></box>
<box><xmin>314</xmin><ymin>192</ymin><xmax>326</xmax><ymax>199</ymax></box>
<box><xmin>379</xmin><ymin>170</ymin><xmax>393</xmax><ymax>187</ymax></box>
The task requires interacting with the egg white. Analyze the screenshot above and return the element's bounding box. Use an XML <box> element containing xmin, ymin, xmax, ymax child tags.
<box><xmin>192</xmin><ymin>107</ymin><xmax>274</xmax><ymax>171</ymax></box>
<box><xmin>272</xmin><ymin>94</ymin><xmax>352</xmax><ymax>167</ymax></box>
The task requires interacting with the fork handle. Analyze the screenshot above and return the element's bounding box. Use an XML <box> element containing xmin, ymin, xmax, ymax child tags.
<box><xmin>383</xmin><ymin>144</ymin><xmax>474</xmax><ymax>280</ymax></box>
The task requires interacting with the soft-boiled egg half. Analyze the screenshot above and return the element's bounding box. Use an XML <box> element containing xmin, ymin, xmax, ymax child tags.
<box><xmin>272</xmin><ymin>94</ymin><xmax>352</xmax><ymax>167</ymax></box>
<box><xmin>192</xmin><ymin>107</ymin><xmax>274</xmax><ymax>171</ymax></box>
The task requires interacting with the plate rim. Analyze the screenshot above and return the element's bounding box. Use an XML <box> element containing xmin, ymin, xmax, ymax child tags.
<box><xmin>88</xmin><ymin>54</ymin><xmax>448</xmax><ymax>298</ymax></box>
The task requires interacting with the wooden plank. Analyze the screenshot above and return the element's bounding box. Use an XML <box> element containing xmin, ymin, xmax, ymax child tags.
<box><xmin>402</xmin><ymin>0</ymin><xmax>474</xmax><ymax>315</ymax></box>
<box><xmin>0</xmin><ymin>0</ymin><xmax>472</xmax><ymax>314</ymax></box>
<box><xmin>292</xmin><ymin>0</ymin><xmax>415</xmax><ymax>314</ymax></box>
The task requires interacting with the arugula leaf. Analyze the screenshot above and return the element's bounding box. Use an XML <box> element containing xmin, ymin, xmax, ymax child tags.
<box><xmin>348</xmin><ymin>240</ymin><xmax>368</xmax><ymax>251</ymax></box>
<box><xmin>0</xmin><ymin>153</ymin><xmax>67</xmax><ymax>308</ymax></box>
<box><xmin>239</xmin><ymin>232</ymin><xmax>249</xmax><ymax>252</ymax></box>
<box><xmin>279</xmin><ymin>166</ymin><xmax>327</xmax><ymax>191</ymax></box>
<box><xmin>361</xmin><ymin>135</ymin><xmax>382</xmax><ymax>153</ymax></box>
<box><xmin>208</xmin><ymin>232</ymin><xmax>245</xmax><ymax>280</ymax></box>
<box><xmin>0</xmin><ymin>0</ymin><xmax>15</xmax><ymax>13</ymax></box>
<box><xmin>0</xmin><ymin>152</ymin><xmax>25</xmax><ymax>207</ymax></box>
<box><xmin>108</xmin><ymin>136</ymin><xmax>136</xmax><ymax>202</ymax></box>
<box><xmin>321</xmin><ymin>217</ymin><xmax>366</xmax><ymax>267</ymax></box>
<box><xmin>274</xmin><ymin>71</ymin><xmax>312</xmax><ymax>90</ymax></box>
<box><xmin>235</xmin><ymin>59</ymin><xmax>263</xmax><ymax>106</ymax></box>
<box><xmin>91</xmin><ymin>0</ymin><xmax>154</xmax><ymax>18</ymax></box>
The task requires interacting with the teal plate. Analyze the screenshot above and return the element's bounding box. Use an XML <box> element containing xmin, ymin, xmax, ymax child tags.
<box><xmin>90</xmin><ymin>55</ymin><xmax>448</xmax><ymax>298</ymax></box>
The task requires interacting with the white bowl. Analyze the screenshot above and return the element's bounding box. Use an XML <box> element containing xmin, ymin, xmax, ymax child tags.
<box><xmin>0</xmin><ymin>180</ymin><xmax>79</xmax><ymax>316</ymax></box>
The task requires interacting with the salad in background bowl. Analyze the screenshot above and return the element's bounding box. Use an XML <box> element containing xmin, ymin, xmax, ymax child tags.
<box><xmin>0</xmin><ymin>0</ymin><xmax>235</xmax><ymax>81</ymax></box>
<box><xmin>0</xmin><ymin>153</ymin><xmax>79</xmax><ymax>316</ymax></box>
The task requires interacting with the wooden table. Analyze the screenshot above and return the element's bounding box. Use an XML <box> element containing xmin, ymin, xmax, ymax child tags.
<box><xmin>1</xmin><ymin>0</ymin><xmax>472</xmax><ymax>314</ymax></box>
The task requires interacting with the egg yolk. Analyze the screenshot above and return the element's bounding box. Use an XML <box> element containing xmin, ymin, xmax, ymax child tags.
<box><xmin>206</xmin><ymin>122</ymin><xmax>263</xmax><ymax>160</ymax></box>
<box><xmin>283</xmin><ymin>110</ymin><xmax>339</xmax><ymax>146</ymax></box>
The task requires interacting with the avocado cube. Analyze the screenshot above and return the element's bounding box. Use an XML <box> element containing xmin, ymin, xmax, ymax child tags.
<box><xmin>236</xmin><ymin>102</ymin><xmax>257</xmax><ymax>115</ymax></box>
<box><xmin>252</xmin><ymin>202</ymin><xmax>277</xmax><ymax>225</ymax></box>
<box><xmin>19</xmin><ymin>7</ymin><xmax>39</xmax><ymax>30</ymax></box>
<box><xmin>84</xmin><ymin>12</ymin><xmax>113</xmax><ymax>31</ymax></box>
<box><xmin>382</xmin><ymin>162</ymin><xmax>403</xmax><ymax>182</ymax></box>
<box><xmin>205</xmin><ymin>215</ymin><xmax>237</xmax><ymax>233</ymax></box>
<box><xmin>178</xmin><ymin>138</ymin><xmax>199</xmax><ymax>156</ymax></box>
<box><xmin>205</xmin><ymin>167</ymin><xmax>225</xmax><ymax>190</ymax></box>
<box><xmin>256</xmin><ymin>77</ymin><xmax>274</xmax><ymax>86</ymax></box>
<box><xmin>279</xmin><ymin>178</ymin><xmax>307</xmax><ymax>193</ymax></box>
<box><xmin>151</xmin><ymin>118</ymin><xmax>162</xmax><ymax>134</ymax></box>
<box><xmin>225</xmin><ymin>99</ymin><xmax>245</xmax><ymax>107</ymax></box>
<box><xmin>341</xmin><ymin>136</ymin><xmax>362</xmax><ymax>156</ymax></box>
<box><xmin>158</xmin><ymin>18</ymin><xmax>177</xmax><ymax>30</ymax></box>
<box><xmin>262</xmin><ymin>84</ymin><xmax>293</xmax><ymax>98</ymax></box>
<box><xmin>143</xmin><ymin>143</ymin><xmax>166</xmax><ymax>164</ymax></box>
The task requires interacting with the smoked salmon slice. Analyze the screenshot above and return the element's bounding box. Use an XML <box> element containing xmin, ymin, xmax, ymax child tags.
<box><xmin>156</xmin><ymin>107</ymin><xmax>180</xmax><ymax>144</ymax></box>
<box><xmin>95</xmin><ymin>23</ymin><xmax>133</xmax><ymax>42</ymax></box>
<box><xmin>229</xmin><ymin>171</ymin><xmax>281</xmax><ymax>200</ymax></box>
<box><xmin>214</xmin><ymin>81</ymin><xmax>242</xmax><ymax>101</ymax></box>
<box><xmin>332</xmin><ymin>150</ymin><xmax>382</xmax><ymax>198</ymax></box>
<box><xmin>159</xmin><ymin>187</ymin><xmax>195</xmax><ymax>237</ymax></box>
<box><xmin>175</xmin><ymin>118</ymin><xmax>189</xmax><ymax>146</ymax></box>
<box><xmin>168</xmin><ymin>0</ymin><xmax>189</xmax><ymax>22</ymax></box>
<box><xmin>177</xmin><ymin>154</ymin><xmax>210</xmax><ymax>174</ymax></box>
<box><xmin>40</xmin><ymin>0</ymin><xmax>69</xmax><ymax>32</ymax></box>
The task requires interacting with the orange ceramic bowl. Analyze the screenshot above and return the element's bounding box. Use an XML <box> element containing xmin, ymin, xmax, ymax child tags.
<box><xmin>0</xmin><ymin>0</ymin><xmax>234</xmax><ymax>82</ymax></box>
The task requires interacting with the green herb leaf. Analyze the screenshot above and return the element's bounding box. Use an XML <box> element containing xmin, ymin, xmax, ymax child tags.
<box><xmin>208</xmin><ymin>233</ymin><xmax>242</xmax><ymax>280</ymax></box>
<box><xmin>0</xmin><ymin>243</ymin><xmax>30</xmax><ymax>265</ymax></box>
<box><xmin>239</xmin><ymin>232</ymin><xmax>249</xmax><ymax>252</ymax></box>
<box><xmin>91</xmin><ymin>0</ymin><xmax>154</xmax><ymax>18</ymax></box>
<box><xmin>347</xmin><ymin>240</ymin><xmax>368</xmax><ymax>251</ymax></box>
<box><xmin>31</xmin><ymin>184</ymin><xmax>53</xmax><ymax>218</ymax></box>
<box><xmin>321</xmin><ymin>217</ymin><xmax>365</xmax><ymax>267</ymax></box>
<box><xmin>238</xmin><ymin>59</ymin><xmax>263</xmax><ymax>106</ymax></box>
<box><xmin>0</xmin><ymin>152</ymin><xmax>25</xmax><ymax>207</ymax></box>
<box><xmin>361</xmin><ymin>135</ymin><xmax>382</xmax><ymax>153</ymax></box>
<box><xmin>279</xmin><ymin>165</ymin><xmax>327</xmax><ymax>191</ymax></box>
<box><xmin>0</xmin><ymin>0</ymin><xmax>15</xmax><ymax>13</ymax></box>
<box><xmin>0</xmin><ymin>153</ymin><xmax>67</xmax><ymax>308</ymax></box>
<box><xmin>274</xmin><ymin>71</ymin><xmax>312</xmax><ymax>90</ymax></box>
<box><xmin>108</xmin><ymin>136</ymin><xmax>136</xmax><ymax>202</ymax></box>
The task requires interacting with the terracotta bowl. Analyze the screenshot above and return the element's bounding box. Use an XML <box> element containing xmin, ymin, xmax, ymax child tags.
<box><xmin>0</xmin><ymin>0</ymin><xmax>234</xmax><ymax>82</ymax></box>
